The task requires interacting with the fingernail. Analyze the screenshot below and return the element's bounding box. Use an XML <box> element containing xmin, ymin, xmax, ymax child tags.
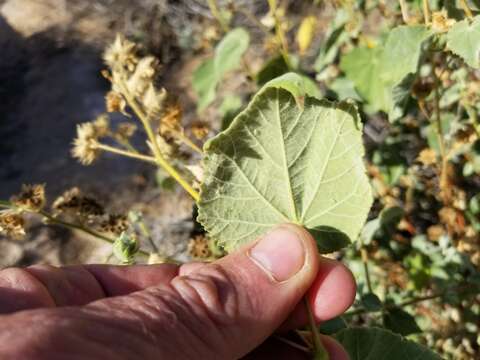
<box><xmin>248</xmin><ymin>226</ymin><xmax>306</xmax><ymax>282</ymax></box>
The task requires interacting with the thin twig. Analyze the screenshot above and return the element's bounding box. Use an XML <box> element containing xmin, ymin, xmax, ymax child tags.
<box><xmin>422</xmin><ymin>0</ymin><xmax>430</xmax><ymax>24</ymax></box>
<box><xmin>39</xmin><ymin>210</ymin><xmax>151</xmax><ymax>257</ymax></box>
<box><xmin>95</xmin><ymin>143</ymin><xmax>157</xmax><ymax>164</ymax></box>
<box><xmin>459</xmin><ymin>0</ymin><xmax>474</xmax><ymax>19</ymax></box>
<box><xmin>398</xmin><ymin>0</ymin><xmax>409</xmax><ymax>23</ymax></box>
<box><xmin>360</xmin><ymin>247</ymin><xmax>373</xmax><ymax>293</ymax></box>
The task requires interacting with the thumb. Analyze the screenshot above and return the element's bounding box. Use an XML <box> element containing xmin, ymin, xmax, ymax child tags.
<box><xmin>170</xmin><ymin>224</ymin><xmax>319</xmax><ymax>359</ymax></box>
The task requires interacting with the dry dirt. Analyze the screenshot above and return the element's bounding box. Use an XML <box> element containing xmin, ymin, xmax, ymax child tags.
<box><xmin>0</xmin><ymin>0</ymin><xmax>204</xmax><ymax>267</ymax></box>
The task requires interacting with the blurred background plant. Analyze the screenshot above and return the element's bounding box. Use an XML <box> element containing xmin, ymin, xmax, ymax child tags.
<box><xmin>0</xmin><ymin>0</ymin><xmax>479</xmax><ymax>358</ymax></box>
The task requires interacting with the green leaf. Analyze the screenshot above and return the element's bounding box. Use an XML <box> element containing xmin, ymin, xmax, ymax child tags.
<box><xmin>383</xmin><ymin>307</ymin><xmax>422</xmax><ymax>336</ymax></box>
<box><xmin>261</xmin><ymin>72</ymin><xmax>322</xmax><ymax>101</ymax></box>
<box><xmin>380</xmin><ymin>25</ymin><xmax>432</xmax><ymax>85</ymax></box>
<box><xmin>214</xmin><ymin>28</ymin><xmax>250</xmax><ymax>75</ymax></box>
<box><xmin>361</xmin><ymin>293</ymin><xmax>383</xmax><ymax>311</ymax></box>
<box><xmin>335</xmin><ymin>327</ymin><xmax>441</xmax><ymax>359</ymax></box>
<box><xmin>340</xmin><ymin>26</ymin><xmax>432</xmax><ymax>121</ymax></box>
<box><xmin>192</xmin><ymin>58</ymin><xmax>217</xmax><ymax>111</ymax></box>
<box><xmin>256</xmin><ymin>55</ymin><xmax>290</xmax><ymax>86</ymax></box>
<box><xmin>447</xmin><ymin>15</ymin><xmax>480</xmax><ymax>69</ymax></box>
<box><xmin>381</xmin><ymin>25</ymin><xmax>432</xmax><ymax>121</ymax></box>
<box><xmin>198</xmin><ymin>83</ymin><xmax>372</xmax><ymax>253</ymax></box>
<box><xmin>340</xmin><ymin>46</ymin><xmax>391</xmax><ymax>113</ymax></box>
<box><xmin>192</xmin><ymin>28</ymin><xmax>250</xmax><ymax>111</ymax></box>
<box><xmin>113</xmin><ymin>232</ymin><xmax>139</xmax><ymax>264</ymax></box>
<box><xmin>219</xmin><ymin>95</ymin><xmax>243</xmax><ymax>130</ymax></box>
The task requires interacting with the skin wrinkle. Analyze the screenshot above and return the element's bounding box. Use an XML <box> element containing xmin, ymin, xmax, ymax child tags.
<box><xmin>0</xmin><ymin>268</ymin><xmax>55</xmax><ymax>310</ymax></box>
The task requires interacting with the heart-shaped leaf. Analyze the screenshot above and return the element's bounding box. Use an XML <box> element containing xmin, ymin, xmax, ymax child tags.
<box><xmin>447</xmin><ymin>15</ymin><xmax>480</xmax><ymax>69</ymax></box>
<box><xmin>198</xmin><ymin>79</ymin><xmax>372</xmax><ymax>253</ymax></box>
<box><xmin>335</xmin><ymin>327</ymin><xmax>441</xmax><ymax>359</ymax></box>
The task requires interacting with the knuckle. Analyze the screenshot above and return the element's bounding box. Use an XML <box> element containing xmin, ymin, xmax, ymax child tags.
<box><xmin>170</xmin><ymin>264</ymin><xmax>240</xmax><ymax>326</ymax></box>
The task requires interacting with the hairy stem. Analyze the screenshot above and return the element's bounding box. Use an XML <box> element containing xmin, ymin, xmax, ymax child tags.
<box><xmin>170</xmin><ymin>129</ymin><xmax>203</xmax><ymax>154</ymax></box>
<box><xmin>120</xmin><ymin>82</ymin><xmax>200</xmax><ymax>201</ymax></box>
<box><xmin>422</xmin><ymin>0</ymin><xmax>430</xmax><ymax>24</ymax></box>
<box><xmin>459</xmin><ymin>0</ymin><xmax>474</xmax><ymax>18</ymax></box>
<box><xmin>398</xmin><ymin>0</ymin><xmax>409</xmax><ymax>23</ymax></box>
<box><xmin>304</xmin><ymin>297</ymin><xmax>329</xmax><ymax>360</ymax></box>
<box><xmin>95</xmin><ymin>143</ymin><xmax>157</xmax><ymax>164</ymax></box>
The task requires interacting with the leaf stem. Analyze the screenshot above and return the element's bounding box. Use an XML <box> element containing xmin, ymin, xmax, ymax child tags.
<box><xmin>360</xmin><ymin>247</ymin><xmax>373</xmax><ymax>293</ymax></box>
<box><xmin>95</xmin><ymin>143</ymin><xmax>157</xmax><ymax>164</ymax></box>
<box><xmin>304</xmin><ymin>297</ymin><xmax>329</xmax><ymax>360</ymax></box>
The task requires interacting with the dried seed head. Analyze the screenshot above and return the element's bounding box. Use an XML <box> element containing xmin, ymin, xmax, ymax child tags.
<box><xmin>72</xmin><ymin>122</ymin><xmax>102</xmax><ymax>165</ymax></box>
<box><xmin>431</xmin><ymin>11</ymin><xmax>456</xmax><ymax>33</ymax></box>
<box><xmin>159</xmin><ymin>103</ymin><xmax>183</xmax><ymax>137</ymax></box>
<box><xmin>93</xmin><ymin>114</ymin><xmax>111</xmax><ymax>138</ymax></box>
<box><xmin>99</xmin><ymin>214</ymin><xmax>129</xmax><ymax>236</ymax></box>
<box><xmin>0</xmin><ymin>211</ymin><xmax>25</xmax><ymax>238</ymax></box>
<box><xmin>142</xmin><ymin>84</ymin><xmax>167</xmax><ymax>116</ymax></box>
<box><xmin>115</xmin><ymin>122</ymin><xmax>137</xmax><ymax>143</ymax></box>
<box><xmin>188</xmin><ymin>235</ymin><xmax>212</xmax><ymax>259</ymax></box>
<box><xmin>11</xmin><ymin>184</ymin><xmax>46</xmax><ymax>212</ymax></box>
<box><xmin>106</xmin><ymin>91</ymin><xmax>127</xmax><ymax>114</ymax></box>
<box><xmin>104</xmin><ymin>34</ymin><xmax>138</xmax><ymax>72</ymax></box>
<box><xmin>126</xmin><ymin>56</ymin><xmax>158</xmax><ymax>97</ymax></box>
<box><xmin>191</xmin><ymin>121</ymin><xmax>209</xmax><ymax>140</ymax></box>
<box><xmin>52</xmin><ymin>187</ymin><xmax>104</xmax><ymax>218</ymax></box>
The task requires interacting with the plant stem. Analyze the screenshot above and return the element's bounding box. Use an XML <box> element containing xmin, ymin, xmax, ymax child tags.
<box><xmin>268</xmin><ymin>0</ymin><xmax>294</xmax><ymax>70</ymax></box>
<box><xmin>274</xmin><ymin>335</ymin><xmax>310</xmax><ymax>353</ymax></box>
<box><xmin>345</xmin><ymin>284</ymin><xmax>475</xmax><ymax>317</ymax></box>
<box><xmin>95</xmin><ymin>143</ymin><xmax>157</xmax><ymax>164</ymax></box>
<box><xmin>207</xmin><ymin>0</ymin><xmax>229</xmax><ymax>32</ymax></box>
<box><xmin>360</xmin><ymin>247</ymin><xmax>373</xmax><ymax>293</ymax></box>
<box><xmin>422</xmin><ymin>0</ymin><xmax>430</xmax><ymax>24</ymax></box>
<box><xmin>39</xmin><ymin>210</ymin><xmax>150</xmax><ymax>257</ymax></box>
<box><xmin>120</xmin><ymin>82</ymin><xmax>200</xmax><ymax>202</ymax></box>
<box><xmin>398</xmin><ymin>0</ymin><xmax>409</xmax><ymax>23</ymax></box>
<box><xmin>304</xmin><ymin>297</ymin><xmax>329</xmax><ymax>360</ymax></box>
<box><xmin>459</xmin><ymin>0</ymin><xmax>474</xmax><ymax>19</ymax></box>
<box><xmin>170</xmin><ymin>129</ymin><xmax>203</xmax><ymax>154</ymax></box>
<box><xmin>432</xmin><ymin>67</ymin><xmax>450</xmax><ymax>204</ymax></box>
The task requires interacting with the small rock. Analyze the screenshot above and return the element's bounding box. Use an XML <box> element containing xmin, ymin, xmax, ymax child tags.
<box><xmin>0</xmin><ymin>239</ymin><xmax>24</xmax><ymax>268</ymax></box>
<box><xmin>1</xmin><ymin>0</ymin><xmax>71</xmax><ymax>37</ymax></box>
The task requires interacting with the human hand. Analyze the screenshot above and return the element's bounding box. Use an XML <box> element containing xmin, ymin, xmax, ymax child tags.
<box><xmin>0</xmin><ymin>225</ymin><xmax>355</xmax><ymax>359</ymax></box>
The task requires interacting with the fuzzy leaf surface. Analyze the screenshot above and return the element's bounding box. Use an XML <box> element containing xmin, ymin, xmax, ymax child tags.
<box><xmin>447</xmin><ymin>16</ymin><xmax>480</xmax><ymax>69</ymax></box>
<box><xmin>335</xmin><ymin>327</ymin><xmax>441</xmax><ymax>360</ymax></box>
<box><xmin>198</xmin><ymin>83</ymin><xmax>372</xmax><ymax>253</ymax></box>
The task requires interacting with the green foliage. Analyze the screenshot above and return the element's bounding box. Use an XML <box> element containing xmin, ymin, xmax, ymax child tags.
<box><xmin>341</xmin><ymin>25</ymin><xmax>432</xmax><ymax>121</ymax></box>
<box><xmin>446</xmin><ymin>15</ymin><xmax>480</xmax><ymax>69</ymax></box>
<box><xmin>113</xmin><ymin>232</ymin><xmax>139</xmax><ymax>264</ymax></box>
<box><xmin>335</xmin><ymin>327</ymin><xmax>441</xmax><ymax>359</ymax></box>
<box><xmin>198</xmin><ymin>75</ymin><xmax>372</xmax><ymax>253</ymax></box>
<box><xmin>383</xmin><ymin>307</ymin><xmax>422</xmax><ymax>336</ymax></box>
<box><xmin>193</xmin><ymin>28</ymin><xmax>250</xmax><ymax>111</ymax></box>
